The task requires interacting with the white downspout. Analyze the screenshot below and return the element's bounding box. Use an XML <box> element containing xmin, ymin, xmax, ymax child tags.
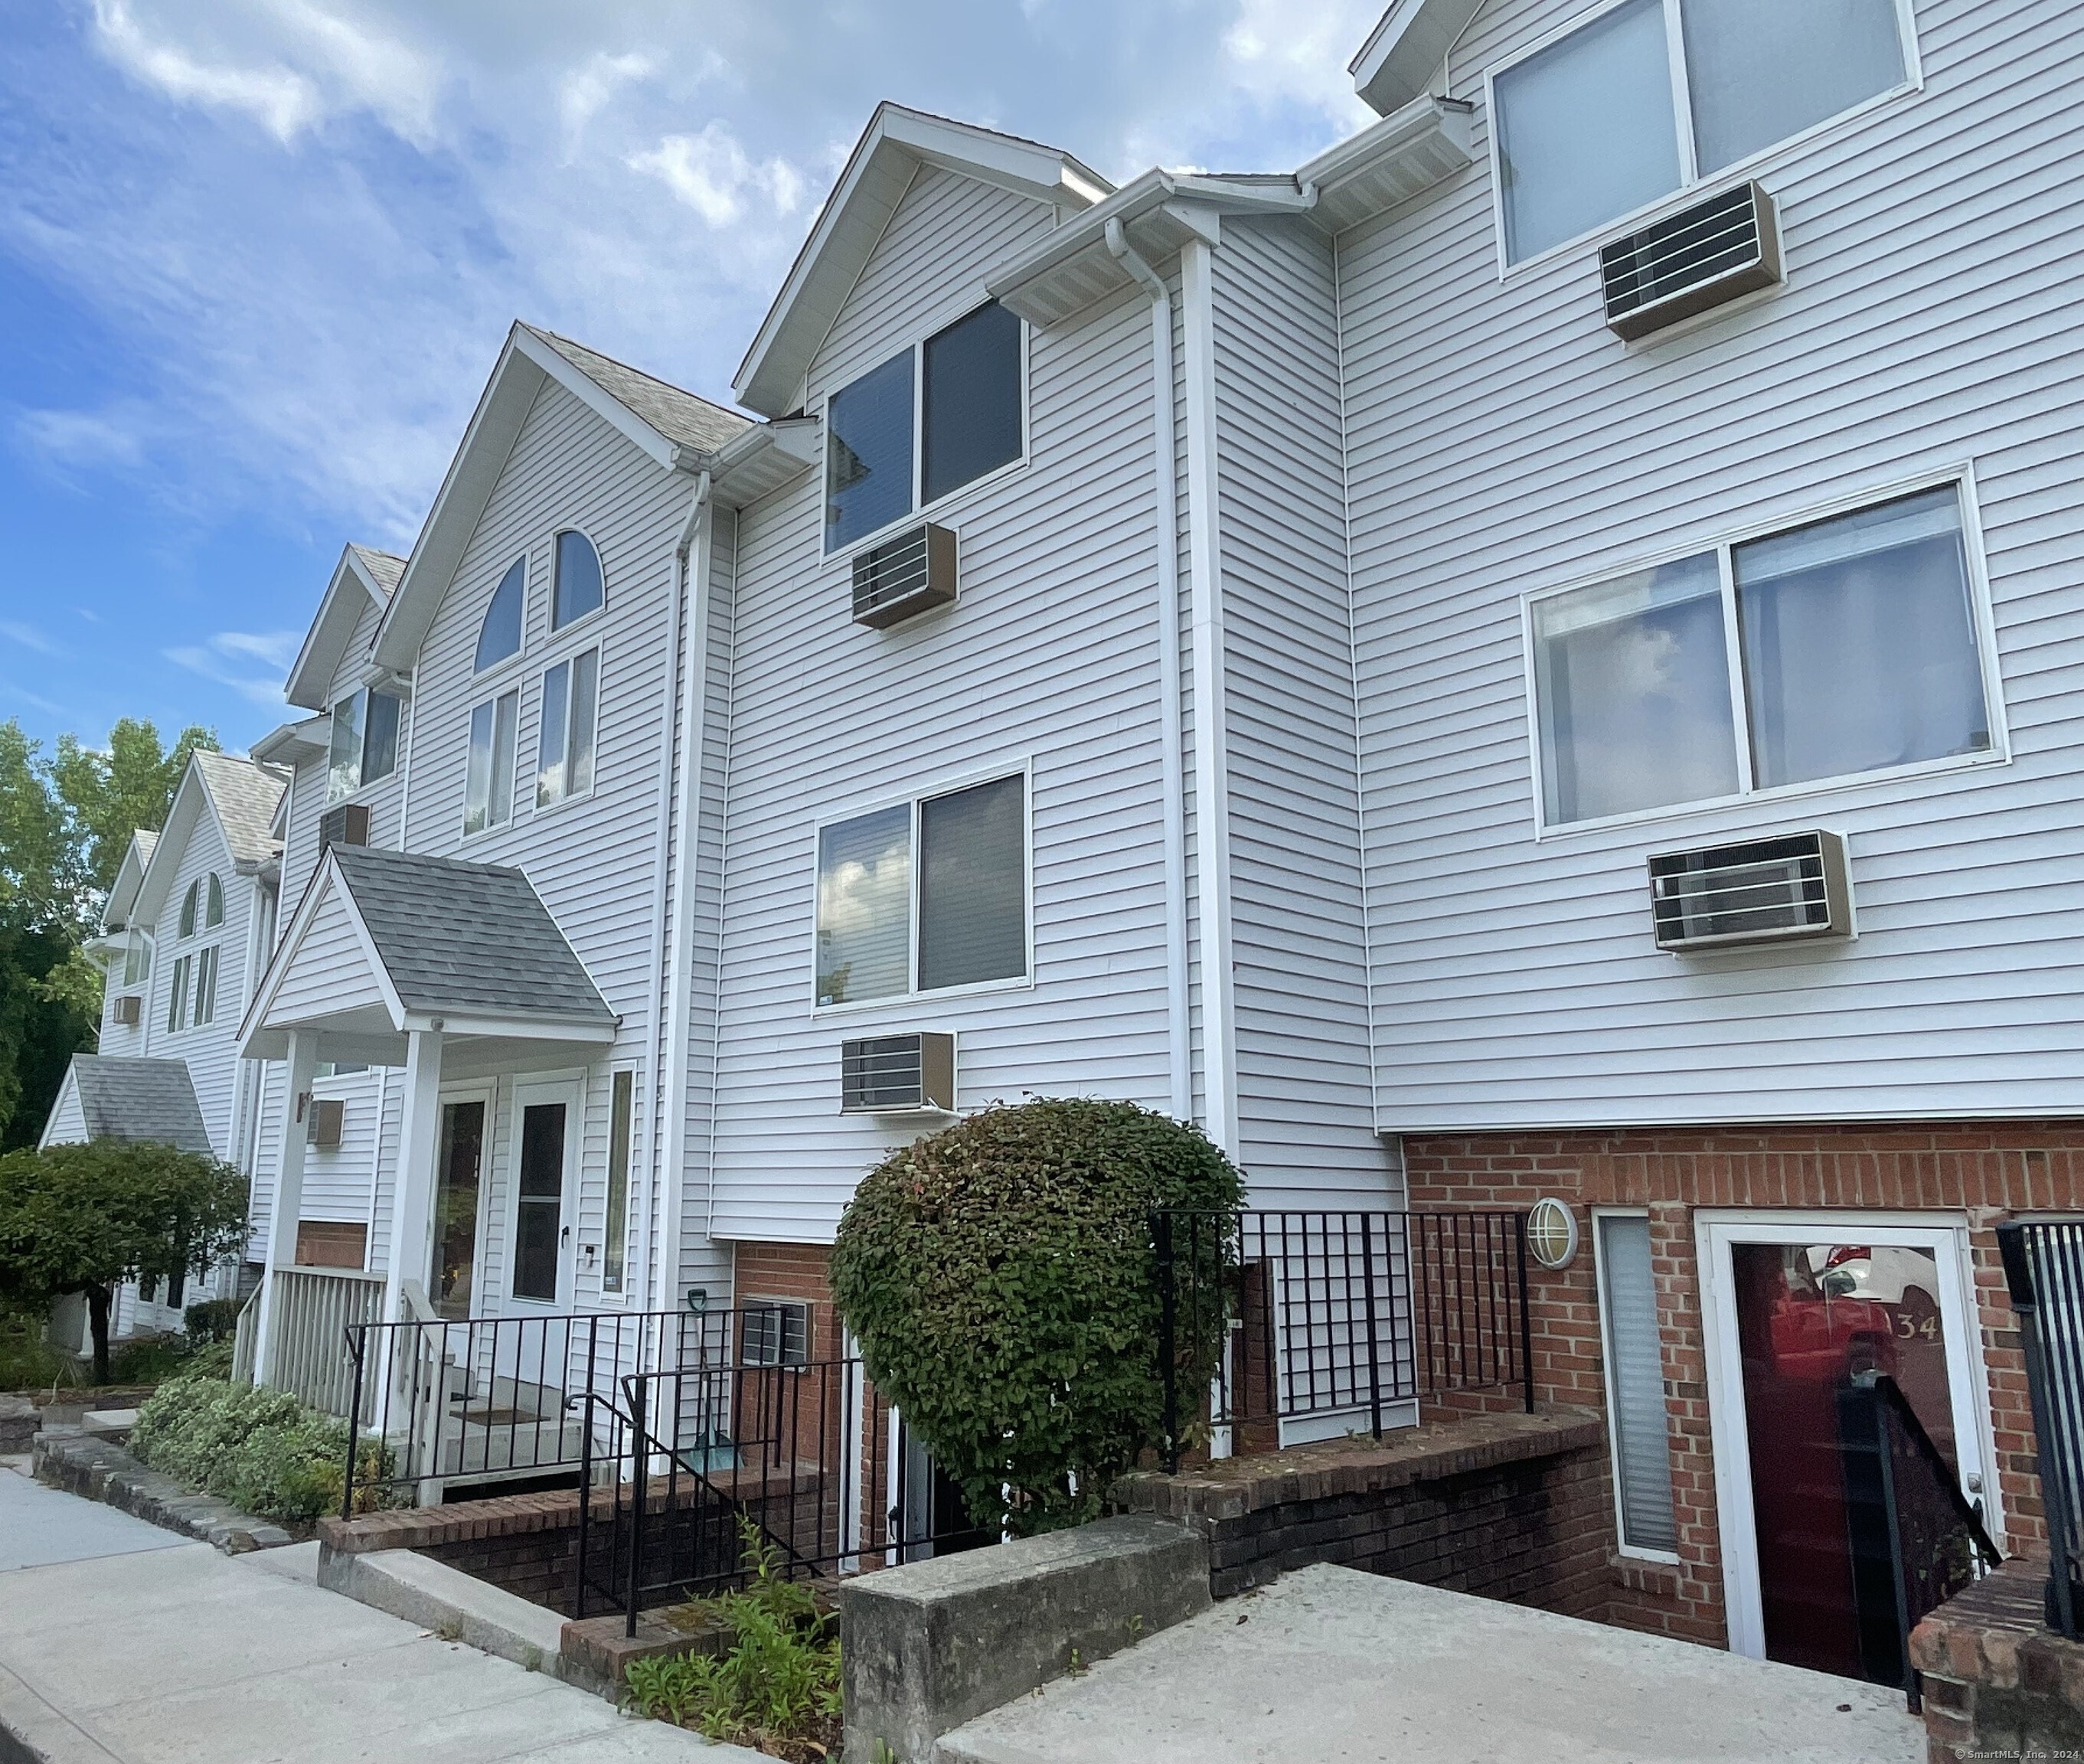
<box><xmin>1179</xmin><ymin>234</ymin><xmax>1240</xmax><ymax>1158</ymax></box>
<box><xmin>651</xmin><ymin>472</ymin><xmax>714</xmax><ymax>1323</ymax></box>
<box><xmin>1105</xmin><ymin>217</ymin><xmax>1191</xmax><ymax>1123</ymax></box>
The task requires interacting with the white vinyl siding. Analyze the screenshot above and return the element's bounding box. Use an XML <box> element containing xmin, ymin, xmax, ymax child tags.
<box><xmin>709</xmin><ymin>163</ymin><xmax>1176</xmax><ymax>1243</ymax></box>
<box><xmin>1344</xmin><ymin>0</ymin><xmax>2084</xmax><ymax>1130</ymax></box>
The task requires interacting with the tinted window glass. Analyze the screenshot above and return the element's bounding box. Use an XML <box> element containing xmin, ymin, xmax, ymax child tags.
<box><xmin>361</xmin><ymin>690</ymin><xmax>400</xmax><ymax>786</ymax></box>
<box><xmin>826</xmin><ymin>351</ymin><xmax>915</xmax><ymax>550</ymax></box>
<box><xmin>1683</xmin><ymin>0</ymin><xmax>1906</xmax><ymax>175</ymax></box>
<box><xmin>918</xmin><ymin>775</ymin><xmax>1026</xmax><ymax>991</ymax></box>
<box><xmin>923</xmin><ymin>302</ymin><xmax>1022</xmax><ymax>506</ymax></box>
<box><xmin>553</xmin><ymin>531</ymin><xmax>604</xmax><ymax>629</ymax></box>
<box><xmin>1495</xmin><ymin>0</ymin><xmax>1681</xmax><ymax>262</ymax></box>
<box><xmin>512</xmin><ymin>1102</ymin><xmax>565</xmax><ymax>1302</ymax></box>
<box><xmin>476</xmin><ymin>558</ymin><xmax>525</xmax><ymax>670</ymax></box>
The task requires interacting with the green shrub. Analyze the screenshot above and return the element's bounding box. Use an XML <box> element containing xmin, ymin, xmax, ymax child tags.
<box><xmin>829</xmin><ymin>1098</ymin><xmax>1242</xmax><ymax>1537</ymax></box>
<box><xmin>183</xmin><ymin>1298</ymin><xmax>244</xmax><ymax>1345</ymax></box>
<box><xmin>129</xmin><ymin>1374</ymin><xmax>389</xmax><ymax>1522</ymax></box>
<box><xmin>624</xmin><ymin>1521</ymin><xmax>839</xmax><ymax>1756</ymax></box>
<box><xmin>0</xmin><ymin>1309</ymin><xmax>83</xmax><ymax>1393</ymax></box>
<box><xmin>106</xmin><ymin>1331</ymin><xmax>194</xmax><ymax>1386</ymax></box>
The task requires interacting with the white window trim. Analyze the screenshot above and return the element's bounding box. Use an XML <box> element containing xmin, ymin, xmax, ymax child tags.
<box><xmin>549</xmin><ymin>526</ymin><xmax>609</xmax><ymax>637</ymax></box>
<box><xmin>1591</xmin><ymin>1207</ymin><xmax>1683</xmax><ymax>1565</ymax></box>
<box><xmin>194</xmin><ymin>944</ymin><xmax>219</xmax><ymax>1027</ymax></box>
<box><xmin>740</xmin><ymin>1296</ymin><xmax>814</xmax><ymax>1369</ymax></box>
<box><xmin>504</xmin><ymin>1075</ymin><xmax>583</xmax><ymax>1311</ymax></box>
<box><xmin>472</xmin><ymin>554</ymin><xmax>531</xmax><ymax>678</ymax></box>
<box><xmin>1484</xmin><ymin>0</ymin><xmax>1926</xmax><ymax>280</ymax></box>
<box><xmin>167</xmin><ymin>952</ymin><xmax>191</xmax><ymax>1034</ymax></box>
<box><xmin>819</xmin><ymin>303</ymin><xmax>1032</xmax><ymax>559</ymax></box>
<box><xmin>1692</xmin><ymin>1207</ymin><xmax>2001</xmax><ymax>1660</ymax></box>
<box><xmin>597</xmin><ymin>1067</ymin><xmax>638</xmax><ymax>1304</ymax></box>
<box><xmin>460</xmin><ymin>687</ymin><xmax>521</xmax><ymax>841</ymax></box>
<box><xmin>1520</xmin><ymin>464</ymin><xmax>2008</xmax><ymax>840</ymax></box>
<box><xmin>532</xmin><ymin>641</ymin><xmax>603</xmax><ymax>818</ymax></box>
<box><xmin>433</xmin><ymin>1080</ymin><xmax>498</xmax><ymax>1315</ymax></box>
<box><xmin>809</xmin><ymin>758</ymin><xmax>1037</xmax><ymax>1017</ymax></box>
<box><xmin>326</xmin><ymin>686</ymin><xmax>406</xmax><ymax>808</ymax></box>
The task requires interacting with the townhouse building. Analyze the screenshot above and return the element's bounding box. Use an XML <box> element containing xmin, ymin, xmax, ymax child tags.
<box><xmin>48</xmin><ymin>0</ymin><xmax>2066</xmax><ymax>1692</ymax></box>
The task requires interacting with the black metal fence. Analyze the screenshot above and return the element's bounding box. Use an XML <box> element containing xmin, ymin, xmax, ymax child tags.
<box><xmin>341</xmin><ymin>1307</ymin><xmax>697</xmax><ymax>1514</ymax></box>
<box><xmin>1999</xmin><ymin>1219</ymin><xmax>2084</xmax><ymax>1638</ymax></box>
<box><xmin>1154</xmin><ymin>1208</ymin><xmax>1532</xmax><ymax>1469</ymax></box>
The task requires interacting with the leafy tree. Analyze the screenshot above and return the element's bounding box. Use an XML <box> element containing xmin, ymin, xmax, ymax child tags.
<box><xmin>830</xmin><ymin>1099</ymin><xmax>1243</xmax><ymax>1537</ymax></box>
<box><xmin>0</xmin><ymin>717</ymin><xmax>214</xmax><ymax>1148</ymax></box>
<box><xmin>0</xmin><ymin>1139</ymin><xmax>248</xmax><ymax>1383</ymax></box>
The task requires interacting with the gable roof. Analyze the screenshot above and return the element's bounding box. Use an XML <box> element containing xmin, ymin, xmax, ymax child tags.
<box><xmin>286</xmin><ymin>541</ymin><xmax>404</xmax><ymax>711</ymax></box>
<box><xmin>241</xmin><ymin>844</ymin><xmax>615</xmax><ymax>1059</ymax></box>
<box><xmin>1350</xmin><ymin>0</ymin><xmax>1481</xmax><ymax>117</ymax></box>
<box><xmin>733</xmin><ymin>103</ymin><xmax>1112</xmax><ymax>419</ymax></box>
<box><xmin>47</xmin><ymin>1055</ymin><xmax>213</xmax><ymax>1155</ymax></box>
<box><xmin>371</xmin><ymin>323</ymin><xmax>750</xmax><ymax>675</ymax></box>
<box><xmin>131</xmin><ymin>750</ymin><xmax>289</xmax><ymax>927</ymax></box>
<box><xmin>101</xmin><ymin>829</ymin><xmax>159</xmax><ymax>933</ymax></box>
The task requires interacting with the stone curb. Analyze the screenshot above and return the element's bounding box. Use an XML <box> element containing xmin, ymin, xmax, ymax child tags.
<box><xmin>30</xmin><ymin>1431</ymin><xmax>295</xmax><ymax>1556</ymax></box>
<box><xmin>317</xmin><ymin>1544</ymin><xmax>570</xmax><ymax>1681</ymax></box>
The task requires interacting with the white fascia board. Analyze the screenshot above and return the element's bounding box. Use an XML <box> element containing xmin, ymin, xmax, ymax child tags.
<box><xmin>511</xmin><ymin>325</ymin><xmax>684</xmax><ymax>474</ymax></box>
<box><xmin>1349</xmin><ymin>0</ymin><xmax>1481</xmax><ymax>117</ymax></box>
<box><xmin>101</xmin><ymin>833</ymin><xmax>156</xmax><ymax>931</ymax></box>
<box><xmin>1298</xmin><ymin>95</ymin><xmax>1476</xmax><ymax>234</ymax></box>
<box><xmin>371</xmin><ymin>332</ymin><xmax>547</xmax><ymax>676</ymax></box>
<box><xmin>399</xmin><ymin>1010</ymin><xmax>618</xmax><ymax>1044</ymax></box>
<box><xmin>237</xmin><ymin>852</ymin><xmax>406</xmax><ymax>1057</ymax></box>
<box><xmin>285</xmin><ymin>544</ymin><xmax>394</xmax><ymax>711</ymax></box>
<box><xmin>250</xmin><ymin>717</ymin><xmax>328</xmax><ymax>765</ymax></box>
<box><xmin>127</xmin><ymin>765</ymin><xmax>208</xmax><ymax>929</ymax></box>
<box><xmin>710</xmin><ymin>417</ymin><xmax>822</xmax><ymax>511</ymax></box>
<box><xmin>733</xmin><ymin>103</ymin><xmax>1112</xmax><ymax>419</ymax></box>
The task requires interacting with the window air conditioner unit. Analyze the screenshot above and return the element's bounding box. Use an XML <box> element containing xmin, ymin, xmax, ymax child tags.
<box><xmin>1648</xmin><ymin>831</ymin><xmax>1850</xmax><ymax>952</ymax></box>
<box><xmin>111</xmin><ymin>995</ymin><xmax>142</xmax><ymax>1027</ymax></box>
<box><xmin>840</xmin><ymin>1032</ymin><xmax>955</xmax><ymax>1115</ymax></box>
<box><xmin>321</xmin><ymin>804</ymin><xmax>371</xmax><ymax>853</ymax></box>
<box><xmin>306</xmin><ymin>1097</ymin><xmax>346</xmax><ymax>1148</ymax></box>
<box><xmin>851</xmin><ymin>523</ymin><xmax>958</xmax><ymax>629</ymax></box>
<box><xmin>1600</xmin><ymin>181</ymin><xmax>1782</xmax><ymax>341</ymax></box>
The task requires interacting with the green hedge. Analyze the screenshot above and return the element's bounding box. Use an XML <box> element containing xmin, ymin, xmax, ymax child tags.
<box><xmin>128</xmin><ymin>1375</ymin><xmax>385</xmax><ymax>1523</ymax></box>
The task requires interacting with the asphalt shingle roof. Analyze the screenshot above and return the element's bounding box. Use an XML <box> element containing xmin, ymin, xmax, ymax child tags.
<box><xmin>329</xmin><ymin>844</ymin><xmax>614</xmax><ymax>1024</ymax></box>
<box><xmin>520</xmin><ymin>325</ymin><xmax>750</xmax><ymax>459</ymax></box>
<box><xmin>348</xmin><ymin>544</ymin><xmax>406</xmax><ymax>595</ymax></box>
<box><xmin>67</xmin><ymin>1056</ymin><xmax>214</xmax><ymax>1154</ymax></box>
<box><xmin>194</xmin><ymin>750</ymin><xmax>289</xmax><ymax>868</ymax></box>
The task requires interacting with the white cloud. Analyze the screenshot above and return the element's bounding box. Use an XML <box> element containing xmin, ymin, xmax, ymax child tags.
<box><xmin>165</xmin><ymin>631</ymin><xmax>302</xmax><ymax>707</ymax></box>
<box><xmin>89</xmin><ymin>0</ymin><xmax>319</xmax><ymax>142</ymax></box>
<box><xmin>630</xmin><ymin>122</ymin><xmax>805</xmax><ymax>227</ymax></box>
<box><xmin>559</xmin><ymin>50</ymin><xmax>661</xmax><ymax>155</ymax></box>
<box><xmin>1</xmin><ymin>621</ymin><xmax>64</xmax><ymax>657</ymax></box>
<box><xmin>15</xmin><ymin>407</ymin><xmax>150</xmax><ymax>473</ymax></box>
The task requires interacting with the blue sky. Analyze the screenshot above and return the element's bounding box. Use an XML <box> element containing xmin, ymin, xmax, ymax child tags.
<box><xmin>0</xmin><ymin>0</ymin><xmax>1384</xmax><ymax>756</ymax></box>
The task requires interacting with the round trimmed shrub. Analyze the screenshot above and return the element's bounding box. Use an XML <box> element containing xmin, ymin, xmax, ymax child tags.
<box><xmin>828</xmin><ymin>1098</ymin><xmax>1241</xmax><ymax>1537</ymax></box>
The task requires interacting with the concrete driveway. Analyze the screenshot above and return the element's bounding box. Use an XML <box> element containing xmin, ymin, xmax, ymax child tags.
<box><xmin>0</xmin><ymin>1463</ymin><xmax>756</xmax><ymax>1764</ymax></box>
<box><xmin>936</xmin><ymin>1564</ymin><xmax>1926</xmax><ymax>1764</ymax></box>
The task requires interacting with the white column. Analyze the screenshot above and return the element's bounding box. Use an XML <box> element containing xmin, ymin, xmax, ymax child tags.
<box><xmin>382</xmin><ymin>1027</ymin><xmax>445</xmax><ymax>1324</ymax></box>
<box><xmin>253</xmin><ymin>1027</ymin><xmax>316</xmax><ymax>1383</ymax></box>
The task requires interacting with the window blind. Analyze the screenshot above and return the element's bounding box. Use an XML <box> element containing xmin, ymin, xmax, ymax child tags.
<box><xmin>1599</xmin><ymin>1213</ymin><xmax>1678</xmax><ymax>1552</ymax></box>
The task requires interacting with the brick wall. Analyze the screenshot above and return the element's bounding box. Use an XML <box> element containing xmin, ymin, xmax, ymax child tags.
<box><xmin>321</xmin><ymin>1489</ymin><xmax>595</xmax><ymax>1615</ymax></box>
<box><xmin>1911</xmin><ymin>1557</ymin><xmax>2084</xmax><ymax>1761</ymax></box>
<box><xmin>1404</xmin><ymin>1120</ymin><xmax>2082</xmax><ymax>1647</ymax></box>
<box><xmin>733</xmin><ymin>1241</ymin><xmax>843</xmax><ymax>1357</ymax></box>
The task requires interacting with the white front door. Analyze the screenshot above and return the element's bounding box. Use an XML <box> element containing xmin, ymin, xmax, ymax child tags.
<box><xmin>1697</xmin><ymin>1210</ymin><xmax>1998</xmax><ymax>1674</ymax></box>
<box><xmin>506</xmin><ymin>1078</ymin><xmax>580</xmax><ymax>1311</ymax></box>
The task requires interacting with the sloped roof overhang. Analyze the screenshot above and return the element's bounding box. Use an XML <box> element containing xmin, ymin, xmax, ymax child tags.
<box><xmin>286</xmin><ymin>542</ymin><xmax>403</xmax><ymax>712</ymax></box>
<box><xmin>733</xmin><ymin>103</ymin><xmax>1112</xmax><ymax>419</ymax></box>
<box><xmin>1349</xmin><ymin>0</ymin><xmax>1484</xmax><ymax>119</ymax></box>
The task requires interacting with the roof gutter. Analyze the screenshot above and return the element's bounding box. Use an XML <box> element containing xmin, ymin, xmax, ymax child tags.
<box><xmin>1105</xmin><ymin>218</ymin><xmax>1191</xmax><ymax>1122</ymax></box>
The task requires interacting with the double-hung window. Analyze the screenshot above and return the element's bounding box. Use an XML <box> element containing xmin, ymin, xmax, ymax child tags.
<box><xmin>825</xmin><ymin>301</ymin><xmax>1024</xmax><ymax>552</ymax></box>
<box><xmin>535</xmin><ymin>648</ymin><xmax>599</xmax><ymax>809</ymax></box>
<box><xmin>1530</xmin><ymin>483</ymin><xmax>1994</xmax><ymax>827</ymax></box>
<box><xmin>1493</xmin><ymin>0</ymin><xmax>1913</xmax><ymax>264</ymax></box>
<box><xmin>815</xmin><ymin>773</ymin><xmax>1027</xmax><ymax>1006</ymax></box>
<box><xmin>327</xmin><ymin>687</ymin><xmax>402</xmax><ymax>804</ymax></box>
<box><xmin>463</xmin><ymin>689</ymin><xmax>519</xmax><ymax>836</ymax></box>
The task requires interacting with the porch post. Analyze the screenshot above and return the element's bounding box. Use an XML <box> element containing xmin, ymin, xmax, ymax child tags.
<box><xmin>383</xmin><ymin>1027</ymin><xmax>445</xmax><ymax>1325</ymax></box>
<box><xmin>253</xmin><ymin>1027</ymin><xmax>317</xmax><ymax>1384</ymax></box>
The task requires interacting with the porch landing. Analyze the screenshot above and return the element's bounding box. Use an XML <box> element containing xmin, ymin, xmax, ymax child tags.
<box><xmin>935</xmin><ymin>1563</ymin><xmax>1923</xmax><ymax>1764</ymax></box>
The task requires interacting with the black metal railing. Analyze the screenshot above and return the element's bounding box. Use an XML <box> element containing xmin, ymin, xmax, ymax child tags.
<box><xmin>571</xmin><ymin>1310</ymin><xmax>993</xmax><ymax>1632</ymax></box>
<box><xmin>1839</xmin><ymin>1371</ymin><xmax>2003</xmax><ymax>1711</ymax></box>
<box><xmin>341</xmin><ymin>1307</ymin><xmax>700</xmax><ymax>1516</ymax></box>
<box><xmin>1153</xmin><ymin>1208</ymin><xmax>1533</xmax><ymax>1471</ymax></box>
<box><xmin>1999</xmin><ymin>1218</ymin><xmax>2084</xmax><ymax>1638</ymax></box>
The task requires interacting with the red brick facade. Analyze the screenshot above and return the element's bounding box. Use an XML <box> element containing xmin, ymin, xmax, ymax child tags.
<box><xmin>1404</xmin><ymin>1120</ymin><xmax>2082</xmax><ymax>1647</ymax></box>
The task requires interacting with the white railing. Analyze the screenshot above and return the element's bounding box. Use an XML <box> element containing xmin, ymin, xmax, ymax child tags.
<box><xmin>230</xmin><ymin>1282</ymin><xmax>262</xmax><ymax>1386</ymax></box>
<box><xmin>266</xmin><ymin>1266</ymin><xmax>387</xmax><ymax>1416</ymax></box>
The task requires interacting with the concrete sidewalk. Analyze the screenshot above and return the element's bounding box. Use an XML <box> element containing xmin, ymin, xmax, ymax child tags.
<box><xmin>0</xmin><ymin>1465</ymin><xmax>757</xmax><ymax>1764</ymax></box>
<box><xmin>936</xmin><ymin>1564</ymin><xmax>1926</xmax><ymax>1764</ymax></box>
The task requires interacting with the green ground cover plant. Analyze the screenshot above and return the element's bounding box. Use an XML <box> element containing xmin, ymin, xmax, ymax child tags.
<box><xmin>623</xmin><ymin>1520</ymin><xmax>841</xmax><ymax>1762</ymax></box>
<box><xmin>128</xmin><ymin>1374</ymin><xmax>387</xmax><ymax>1524</ymax></box>
<box><xmin>830</xmin><ymin>1097</ymin><xmax>1243</xmax><ymax>1537</ymax></box>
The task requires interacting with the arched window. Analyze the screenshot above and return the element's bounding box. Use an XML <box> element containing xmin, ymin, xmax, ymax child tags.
<box><xmin>475</xmin><ymin>558</ymin><xmax>525</xmax><ymax>671</ymax></box>
<box><xmin>204</xmin><ymin>873</ymin><xmax>224</xmax><ymax>928</ymax></box>
<box><xmin>179</xmin><ymin>880</ymin><xmax>199</xmax><ymax>938</ymax></box>
<box><xmin>552</xmin><ymin>531</ymin><xmax>603</xmax><ymax>629</ymax></box>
